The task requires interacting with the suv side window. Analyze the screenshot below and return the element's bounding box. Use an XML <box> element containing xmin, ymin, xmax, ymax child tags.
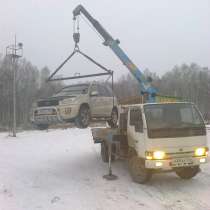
<box><xmin>104</xmin><ymin>86</ymin><xmax>113</xmax><ymax>97</ymax></box>
<box><xmin>90</xmin><ymin>84</ymin><xmax>98</xmax><ymax>95</ymax></box>
<box><xmin>97</xmin><ymin>85</ymin><xmax>104</xmax><ymax>96</ymax></box>
<box><xmin>97</xmin><ymin>85</ymin><xmax>109</xmax><ymax>97</ymax></box>
<box><xmin>130</xmin><ymin>108</ymin><xmax>143</xmax><ymax>132</ymax></box>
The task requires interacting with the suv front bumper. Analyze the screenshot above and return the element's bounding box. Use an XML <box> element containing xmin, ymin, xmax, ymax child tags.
<box><xmin>32</xmin><ymin>107</ymin><xmax>62</xmax><ymax>125</ymax></box>
<box><xmin>32</xmin><ymin>105</ymin><xmax>79</xmax><ymax>125</ymax></box>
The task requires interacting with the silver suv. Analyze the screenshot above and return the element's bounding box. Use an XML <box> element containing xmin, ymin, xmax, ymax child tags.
<box><xmin>31</xmin><ymin>82</ymin><xmax>118</xmax><ymax>129</ymax></box>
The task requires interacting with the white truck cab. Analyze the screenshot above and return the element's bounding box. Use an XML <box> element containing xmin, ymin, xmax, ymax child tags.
<box><xmin>92</xmin><ymin>102</ymin><xmax>208</xmax><ymax>183</ymax></box>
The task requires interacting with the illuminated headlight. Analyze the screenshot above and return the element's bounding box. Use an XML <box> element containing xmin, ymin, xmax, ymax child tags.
<box><xmin>195</xmin><ymin>147</ymin><xmax>208</xmax><ymax>157</ymax></box>
<box><xmin>153</xmin><ymin>151</ymin><xmax>166</xmax><ymax>160</ymax></box>
<box><xmin>146</xmin><ymin>151</ymin><xmax>166</xmax><ymax>160</ymax></box>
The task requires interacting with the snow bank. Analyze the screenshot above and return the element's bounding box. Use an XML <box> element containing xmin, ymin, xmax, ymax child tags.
<box><xmin>0</xmin><ymin>128</ymin><xmax>210</xmax><ymax>210</ymax></box>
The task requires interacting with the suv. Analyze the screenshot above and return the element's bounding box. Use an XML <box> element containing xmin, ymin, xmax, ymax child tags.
<box><xmin>31</xmin><ymin>82</ymin><xmax>118</xmax><ymax>129</ymax></box>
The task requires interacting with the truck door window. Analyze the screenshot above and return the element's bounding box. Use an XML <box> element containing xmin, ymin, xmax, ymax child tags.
<box><xmin>130</xmin><ymin>108</ymin><xmax>143</xmax><ymax>132</ymax></box>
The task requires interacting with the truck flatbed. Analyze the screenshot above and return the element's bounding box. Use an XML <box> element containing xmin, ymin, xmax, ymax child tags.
<box><xmin>91</xmin><ymin>128</ymin><xmax>118</xmax><ymax>144</ymax></box>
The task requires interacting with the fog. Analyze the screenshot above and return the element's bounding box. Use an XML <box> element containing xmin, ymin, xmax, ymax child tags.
<box><xmin>0</xmin><ymin>0</ymin><xmax>209</xmax><ymax>78</ymax></box>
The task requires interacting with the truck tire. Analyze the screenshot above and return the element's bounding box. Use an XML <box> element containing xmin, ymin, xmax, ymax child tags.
<box><xmin>37</xmin><ymin>124</ymin><xmax>49</xmax><ymax>130</ymax></box>
<box><xmin>107</xmin><ymin>108</ymin><xmax>118</xmax><ymax>128</ymax></box>
<box><xmin>175</xmin><ymin>166</ymin><xmax>200</xmax><ymax>179</ymax></box>
<box><xmin>75</xmin><ymin>105</ymin><xmax>90</xmax><ymax>128</ymax></box>
<box><xmin>101</xmin><ymin>142</ymin><xmax>116</xmax><ymax>163</ymax></box>
<box><xmin>128</xmin><ymin>156</ymin><xmax>152</xmax><ymax>184</ymax></box>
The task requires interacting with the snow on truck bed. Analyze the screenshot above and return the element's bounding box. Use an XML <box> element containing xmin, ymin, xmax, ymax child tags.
<box><xmin>0</xmin><ymin>128</ymin><xmax>210</xmax><ymax>210</ymax></box>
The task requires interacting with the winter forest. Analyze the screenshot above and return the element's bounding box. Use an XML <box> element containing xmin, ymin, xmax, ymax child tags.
<box><xmin>0</xmin><ymin>55</ymin><xmax>209</xmax><ymax>130</ymax></box>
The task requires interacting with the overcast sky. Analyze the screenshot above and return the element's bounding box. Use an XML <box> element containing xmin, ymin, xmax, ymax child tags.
<box><xmin>0</xmin><ymin>0</ymin><xmax>210</xmax><ymax>80</ymax></box>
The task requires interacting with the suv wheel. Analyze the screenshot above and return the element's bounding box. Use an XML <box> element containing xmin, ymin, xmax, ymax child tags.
<box><xmin>36</xmin><ymin>124</ymin><xmax>49</xmax><ymax>130</ymax></box>
<box><xmin>75</xmin><ymin>105</ymin><xmax>90</xmax><ymax>128</ymax></box>
<box><xmin>107</xmin><ymin>108</ymin><xmax>118</xmax><ymax>128</ymax></box>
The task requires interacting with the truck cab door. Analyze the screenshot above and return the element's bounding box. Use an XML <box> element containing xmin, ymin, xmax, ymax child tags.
<box><xmin>127</xmin><ymin>107</ymin><xmax>145</xmax><ymax>157</ymax></box>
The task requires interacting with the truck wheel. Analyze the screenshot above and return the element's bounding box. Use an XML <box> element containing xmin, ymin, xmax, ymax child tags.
<box><xmin>128</xmin><ymin>156</ymin><xmax>152</xmax><ymax>184</ymax></box>
<box><xmin>107</xmin><ymin>108</ymin><xmax>118</xmax><ymax>128</ymax></box>
<box><xmin>75</xmin><ymin>105</ymin><xmax>90</xmax><ymax>128</ymax></box>
<box><xmin>36</xmin><ymin>124</ymin><xmax>48</xmax><ymax>130</ymax></box>
<box><xmin>175</xmin><ymin>166</ymin><xmax>200</xmax><ymax>179</ymax></box>
<box><xmin>101</xmin><ymin>142</ymin><xmax>116</xmax><ymax>163</ymax></box>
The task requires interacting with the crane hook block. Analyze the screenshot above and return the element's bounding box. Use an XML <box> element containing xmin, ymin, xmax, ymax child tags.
<box><xmin>73</xmin><ymin>32</ymin><xmax>80</xmax><ymax>44</ymax></box>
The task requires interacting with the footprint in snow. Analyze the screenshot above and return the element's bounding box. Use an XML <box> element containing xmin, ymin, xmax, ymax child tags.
<box><xmin>3</xmin><ymin>189</ymin><xmax>13</xmax><ymax>197</ymax></box>
<box><xmin>51</xmin><ymin>196</ymin><xmax>60</xmax><ymax>204</ymax></box>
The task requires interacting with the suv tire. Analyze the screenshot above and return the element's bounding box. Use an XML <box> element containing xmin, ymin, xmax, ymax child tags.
<box><xmin>37</xmin><ymin>124</ymin><xmax>49</xmax><ymax>130</ymax></box>
<box><xmin>107</xmin><ymin>108</ymin><xmax>118</xmax><ymax>128</ymax></box>
<box><xmin>75</xmin><ymin>105</ymin><xmax>90</xmax><ymax>128</ymax></box>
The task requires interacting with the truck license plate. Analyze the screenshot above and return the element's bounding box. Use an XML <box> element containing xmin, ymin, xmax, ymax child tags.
<box><xmin>171</xmin><ymin>158</ymin><xmax>194</xmax><ymax>167</ymax></box>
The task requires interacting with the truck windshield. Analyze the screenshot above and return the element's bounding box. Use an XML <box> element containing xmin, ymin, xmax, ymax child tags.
<box><xmin>144</xmin><ymin>103</ymin><xmax>204</xmax><ymax>129</ymax></box>
<box><xmin>53</xmin><ymin>84</ymin><xmax>89</xmax><ymax>97</ymax></box>
<box><xmin>144</xmin><ymin>103</ymin><xmax>206</xmax><ymax>138</ymax></box>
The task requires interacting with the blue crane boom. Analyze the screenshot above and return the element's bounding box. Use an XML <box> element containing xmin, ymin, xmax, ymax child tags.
<box><xmin>73</xmin><ymin>5</ymin><xmax>157</xmax><ymax>102</ymax></box>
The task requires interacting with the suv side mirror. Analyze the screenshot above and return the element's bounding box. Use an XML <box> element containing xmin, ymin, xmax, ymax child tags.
<box><xmin>90</xmin><ymin>91</ymin><xmax>99</xmax><ymax>97</ymax></box>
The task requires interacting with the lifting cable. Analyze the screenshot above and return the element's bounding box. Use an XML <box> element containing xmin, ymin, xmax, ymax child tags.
<box><xmin>47</xmin><ymin>15</ymin><xmax>113</xmax><ymax>82</ymax></box>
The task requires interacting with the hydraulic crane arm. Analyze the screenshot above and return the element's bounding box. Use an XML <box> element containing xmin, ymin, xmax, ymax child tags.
<box><xmin>73</xmin><ymin>5</ymin><xmax>157</xmax><ymax>102</ymax></box>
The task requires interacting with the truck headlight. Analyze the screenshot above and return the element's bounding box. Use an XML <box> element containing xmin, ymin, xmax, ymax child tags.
<box><xmin>153</xmin><ymin>151</ymin><xmax>165</xmax><ymax>160</ymax></box>
<box><xmin>195</xmin><ymin>147</ymin><xmax>208</xmax><ymax>157</ymax></box>
<box><xmin>146</xmin><ymin>151</ymin><xmax>166</xmax><ymax>160</ymax></box>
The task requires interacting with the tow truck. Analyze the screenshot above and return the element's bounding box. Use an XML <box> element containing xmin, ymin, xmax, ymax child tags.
<box><xmin>73</xmin><ymin>5</ymin><xmax>209</xmax><ymax>183</ymax></box>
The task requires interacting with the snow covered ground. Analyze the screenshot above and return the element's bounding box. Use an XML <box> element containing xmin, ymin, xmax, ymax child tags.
<box><xmin>0</xmin><ymin>127</ymin><xmax>210</xmax><ymax>210</ymax></box>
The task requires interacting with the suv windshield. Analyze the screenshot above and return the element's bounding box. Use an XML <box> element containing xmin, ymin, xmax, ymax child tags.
<box><xmin>53</xmin><ymin>84</ymin><xmax>89</xmax><ymax>97</ymax></box>
<box><xmin>144</xmin><ymin>103</ymin><xmax>206</xmax><ymax>138</ymax></box>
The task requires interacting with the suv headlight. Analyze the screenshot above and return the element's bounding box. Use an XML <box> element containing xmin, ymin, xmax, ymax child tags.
<box><xmin>59</xmin><ymin>98</ymin><xmax>76</xmax><ymax>105</ymax></box>
<box><xmin>195</xmin><ymin>147</ymin><xmax>208</xmax><ymax>157</ymax></box>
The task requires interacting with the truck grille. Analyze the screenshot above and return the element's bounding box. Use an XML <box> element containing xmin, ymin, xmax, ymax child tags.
<box><xmin>166</xmin><ymin>151</ymin><xmax>194</xmax><ymax>159</ymax></box>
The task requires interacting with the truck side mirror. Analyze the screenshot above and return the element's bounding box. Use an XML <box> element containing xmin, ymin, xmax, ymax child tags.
<box><xmin>90</xmin><ymin>91</ymin><xmax>99</xmax><ymax>97</ymax></box>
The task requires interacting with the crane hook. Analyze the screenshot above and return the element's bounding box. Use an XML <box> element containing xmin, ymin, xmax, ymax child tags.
<box><xmin>73</xmin><ymin>32</ymin><xmax>80</xmax><ymax>44</ymax></box>
<box><xmin>73</xmin><ymin>16</ymin><xmax>80</xmax><ymax>47</ymax></box>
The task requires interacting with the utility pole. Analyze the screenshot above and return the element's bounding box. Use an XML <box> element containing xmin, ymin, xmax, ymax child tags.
<box><xmin>6</xmin><ymin>36</ymin><xmax>23</xmax><ymax>137</ymax></box>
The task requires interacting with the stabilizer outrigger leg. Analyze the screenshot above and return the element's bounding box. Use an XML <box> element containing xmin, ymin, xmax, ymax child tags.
<box><xmin>103</xmin><ymin>134</ymin><xmax>118</xmax><ymax>181</ymax></box>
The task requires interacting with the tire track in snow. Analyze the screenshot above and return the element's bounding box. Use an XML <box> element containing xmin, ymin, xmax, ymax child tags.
<box><xmin>140</xmin><ymin>174</ymin><xmax>210</xmax><ymax>210</ymax></box>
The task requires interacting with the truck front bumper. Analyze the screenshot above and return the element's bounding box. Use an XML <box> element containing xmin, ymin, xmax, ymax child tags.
<box><xmin>145</xmin><ymin>156</ymin><xmax>208</xmax><ymax>169</ymax></box>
